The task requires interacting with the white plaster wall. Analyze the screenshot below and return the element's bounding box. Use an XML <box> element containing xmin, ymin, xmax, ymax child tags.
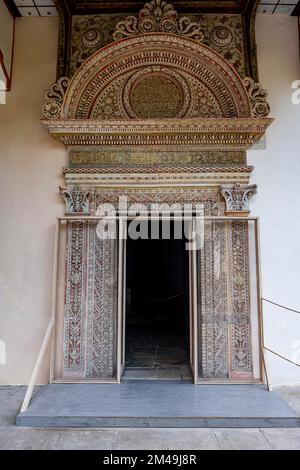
<box><xmin>0</xmin><ymin>18</ymin><xmax>67</xmax><ymax>384</ymax></box>
<box><xmin>248</xmin><ymin>14</ymin><xmax>300</xmax><ymax>386</ymax></box>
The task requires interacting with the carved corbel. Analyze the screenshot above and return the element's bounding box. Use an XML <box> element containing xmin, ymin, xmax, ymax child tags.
<box><xmin>42</xmin><ymin>77</ymin><xmax>69</xmax><ymax>119</ymax></box>
<box><xmin>59</xmin><ymin>186</ymin><xmax>92</xmax><ymax>215</ymax></box>
<box><xmin>220</xmin><ymin>184</ymin><xmax>257</xmax><ymax>217</ymax></box>
<box><xmin>243</xmin><ymin>77</ymin><xmax>270</xmax><ymax>118</ymax></box>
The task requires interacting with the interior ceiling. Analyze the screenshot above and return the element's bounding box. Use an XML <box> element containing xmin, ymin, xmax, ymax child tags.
<box><xmin>9</xmin><ymin>0</ymin><xmax>300</xmax><ymax>16</ymax></box>
<box><xmin>65</xmin><ymin>0</ymin><xmax>249</xmax><ymax>14</ymax></box>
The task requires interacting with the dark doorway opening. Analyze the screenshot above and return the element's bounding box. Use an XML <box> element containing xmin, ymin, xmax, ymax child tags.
<box><xmin>124</xmin><ymin>220</ymin><xmax>191</xmax><ymax>380</ymax></box>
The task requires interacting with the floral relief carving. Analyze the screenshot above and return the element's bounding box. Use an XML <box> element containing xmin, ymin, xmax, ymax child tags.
<box><xmin>228</xmin><ymin>221</ymin><xmax>253</xmax><ymax>376</ymax></box>
<box><xmin>64</xmin><ymin>221</ymin><xmax>88</xmax><ymax>375</ymax></box>
<box><xmin>243</xmin><ymin>76</ymin><xmax>270</xmax><ymax>118</ymax></box>
<box><xmin>70</xmin><ymin>15</ymin><xmax>126</xmax><ymax>77</ymax></box>
<box><xmin>228</xmin><ymin>221</ymin><xmax>252</xmax><ymax>379</ymax></box>
<box><xmin>59</xmin><ymin>34</ymin><xmax>253</xmax><ymax>121</ymax></box>
<box><xmin>197</xmin><ymin>14</ymin><xmax>245</xmax><ymax>78</ymax></box>
<box><xmin>199</xmin><ymin>217</ymin><xmax>229</xmax><ymax>378</ymax></box>
<box><xmin>86</xmin><ymin>224</ymin><xmax>117</xmax><ymax>379</ymax></box>
<box><xmin>198</xmin><ymin>209</ymin><xmax>253</xmax><ymax>378</ymax></box>
<box><xmin>42</xmin><ymin>77</ymin><xmax>69</xmax><ymax>119</ymax></box>
<box><xmin>70</xmin><ymin>14</ymin><xmax>245</xmax><ymax>78</ymax></box>
<box><xmin>63</xmin><ymin>221</ymin><xmax>117</xmax><ymax>379</ymax></box>
<box><xmin>94</xmin><ymin>188</ymin><xmax>223</xmax><ymax>212</ymax></box>
<box><xmin>113</xmin><ymin>0</ymin><xmax>204</xmax><ymax>41</ymax></box>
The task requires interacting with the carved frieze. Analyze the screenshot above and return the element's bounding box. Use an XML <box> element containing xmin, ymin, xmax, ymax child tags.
<box><xmin>63</xmin><ymin>164</ymin><xmax>253</xmax><ymax>190</ymax></box>
<box><xmin>43</xmin><ymin>118</ymin><xmax>273</xmax><ymax>152</ymax></box>
<box><xmin>69</xmin><ymin>150</ymin><xmax>246</xmax><ymax>166</ymax></box>
<box><xmin>94</xmin><ymin>187</ymin><xmax>224</xmax><ymax>214</ymax></box>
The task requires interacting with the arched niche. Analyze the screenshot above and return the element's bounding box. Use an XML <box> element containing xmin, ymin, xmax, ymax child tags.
<box><xmin>61</xmin><ymin>33</ymin><xmax>252</xmax><ymax>120</ymax></box>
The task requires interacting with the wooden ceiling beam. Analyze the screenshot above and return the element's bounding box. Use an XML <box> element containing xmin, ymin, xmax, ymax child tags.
<box><xmin>292</xmin><ymin>0</ymin><xmax>300</xmax><ymax>16</ymax></box>
<box><xmin>58</xmin><ymin>1</ymin><xmax>248</xmax><ymax>16</ymax></box>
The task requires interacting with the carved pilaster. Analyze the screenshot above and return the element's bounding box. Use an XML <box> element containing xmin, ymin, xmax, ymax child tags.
<box><xmin>59</xmin><ymin>186</ymin><xmax>92</xmax><ymax>215</ymax></box>
<box><xmin>220</xmin><ymin>184</ymin><xmax>257</xmax><ymax>217</ymax></box>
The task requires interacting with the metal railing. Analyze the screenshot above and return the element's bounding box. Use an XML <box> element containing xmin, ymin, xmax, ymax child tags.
<box><xmin>19</xmin><ymin>222</ymin><xmax>59</xmax><ymax>413</ymax></box>
<box><xmin>262</xmin><ymin>298</ymin><xmax>300</xmax><ymax>315</ymax></box>
<box><xmin>20</xmin><ymin>318</ymin><xmax>54</xmax><ymax>413</ymax></box>
<box><xmin>261</xmin><ymin>298</ymin><xmax>300</xmax><ymax>392</ymax></box>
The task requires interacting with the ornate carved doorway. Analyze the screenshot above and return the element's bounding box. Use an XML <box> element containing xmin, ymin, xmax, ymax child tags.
<box><xmin>43</xmin><ymin>0</ymin><xmax>272</xmax><ymax>385</ymax></box>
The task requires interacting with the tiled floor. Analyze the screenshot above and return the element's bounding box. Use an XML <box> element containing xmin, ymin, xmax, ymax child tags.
<box><xmin>1</xmin><ymin>386</ymin><xmax>300</xmax><ymax>450</ymax></box>
<box><xmin>122</xmin><ymin>366</ymin><xmax>192</xmax><ymax>380</ymax></box>
<box><xmin>125</xmin><ymin>327</ymin><xmax>189</xmax><ymax>369</ymax></box>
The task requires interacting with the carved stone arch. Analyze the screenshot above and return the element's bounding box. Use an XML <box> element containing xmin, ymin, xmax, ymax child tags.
<box><xmin>61</xmin><ymin>33</ymin><xmax>252</xmax><ymax>120</ymax></box>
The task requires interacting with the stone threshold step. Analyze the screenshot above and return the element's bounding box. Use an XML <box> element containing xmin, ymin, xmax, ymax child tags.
<box><xmin>16</xmin><ymin>415</ymin><xmax>300</xmax><ymax>428</ymax></box>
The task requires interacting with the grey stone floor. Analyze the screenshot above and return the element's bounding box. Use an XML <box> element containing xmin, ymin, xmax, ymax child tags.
<box><xmin>1</xmin><ymin>386</ymin><xmax>300</xmax><ymax>450</ymax></box>
<box><xmin>122</xmin><ymin>366</ymin><xmax>192</xmax><ymax>380</ymax></box>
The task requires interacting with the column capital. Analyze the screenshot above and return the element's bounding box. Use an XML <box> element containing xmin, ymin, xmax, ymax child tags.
<box><xmin>220</xmin><ymin>184</ymin><xmax>257</xmax><ymax>217</ymax></box>
<box><xmin>59</xmin><ymin>185</ymin><xmax>92</xmax><ymax>215</ymax></box>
